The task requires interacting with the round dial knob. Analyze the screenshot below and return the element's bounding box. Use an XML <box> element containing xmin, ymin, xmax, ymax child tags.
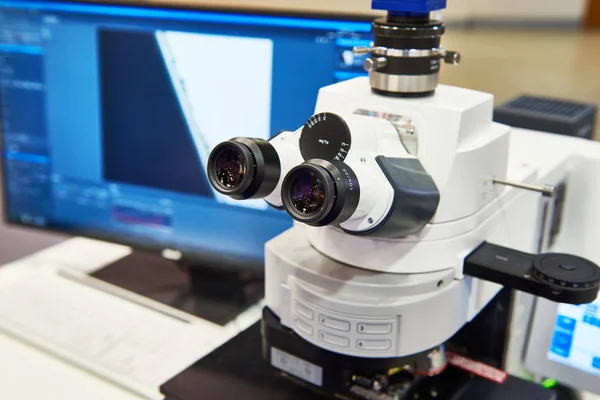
<box><xmin>299</xmin><ymin>112</ymin><xmax>351</xmax><ymax>162</ymax></box>
<box><xmin>532</xmin><ymin>253</ymin><xmax>600</xmax><ymax>289</ymax></box>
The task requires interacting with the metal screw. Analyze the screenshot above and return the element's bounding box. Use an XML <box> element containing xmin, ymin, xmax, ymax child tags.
<box><xmin>493</xmin><ymin>178</ymin><xmax>555</xmax><ymax>197</ymax></box>
<box><xmin>352</xmin><ymin>46</ymin><xmax>371</xmax><ymax>56</ymax></box>
<box><xmin>368</xmin><ymin>217</ymin><xmax>374</xmax><ymax>224</ymax></box>
<box><xmin>443</xmin><ymin>50</ymin><xmax>461</xmax><ymax>65</ymax></box>
<box><xmin>363</xmin><ymin>57</ymin><xmax>387</xmax><ymax>72</ymax></box>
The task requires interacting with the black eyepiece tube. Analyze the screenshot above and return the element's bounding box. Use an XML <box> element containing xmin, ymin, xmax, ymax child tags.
<box><xmin>282</xmin><ymin>159</ymin><xmax>360</xmax><ymax>227</ymax></box>
<box><xmin>207</xmin><ymin>137</ymin><xmax>280</xmax><ymax>200</ymax></box>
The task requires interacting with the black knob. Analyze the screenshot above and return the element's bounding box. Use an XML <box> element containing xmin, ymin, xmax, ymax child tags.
<box><xmin>299</xmin><ymin>113</ymin><xmax>351</xmax><ymax>162</ymax></box>
<box><xmin>532</xmin><ymin>253</ymin><xmax>600</xmax><ymax>289</ymax></box>
<box><xmin>464</xmin><ymin>242</ymin><xmax>600</xmax><ymax>305</ymax></box>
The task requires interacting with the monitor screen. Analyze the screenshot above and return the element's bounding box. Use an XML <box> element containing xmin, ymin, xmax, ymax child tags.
<box><xmin>547</xmin><ymin>297</ymin><xmax>600</xmax><ymax>376</ymax></box>
<box><xmin>0</xmin><ymin>1</ymin><xmax>372</xmax><ymax>265</ymax></box>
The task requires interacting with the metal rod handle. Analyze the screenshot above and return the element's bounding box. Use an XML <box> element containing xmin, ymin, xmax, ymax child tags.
<box><xmin>493</xmin><ymin>178</ymin><xmax>555</xmax><ymax>197</ymax></box>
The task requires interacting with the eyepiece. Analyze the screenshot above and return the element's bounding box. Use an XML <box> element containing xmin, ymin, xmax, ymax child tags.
<box><xmin>288</xmin><ymin>170</ymin><xmax>327</xmax><ymax>216</ymax></box>
<box><xmin>208</xmin><ymin>137</ymin><xmax>280</xmax><ymax>200</ymax></box>
<box><xmin>212</xmin><ymin>144</ymin><xmax>250</xmax><ymax>191</ymax></box>
<box><xmin>285</xmin><ymin>165</ymin><xmax>334</xmax><ymax>223</ymax></box>
<box><xmin>282</xmin><ymin>159</ymin><xmax>360</xmax><ymax>227</ymax></box>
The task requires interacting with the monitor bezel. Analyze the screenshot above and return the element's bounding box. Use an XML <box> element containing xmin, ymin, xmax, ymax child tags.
<box><xmin>0</xmin><ymin>0</ymin><xmax>375</xmax><ymax>270</ymax></box>
<box><xmin>524</xmin><ymin>297</ymin><xmax>600</xmax><ymax>395</ymax></box>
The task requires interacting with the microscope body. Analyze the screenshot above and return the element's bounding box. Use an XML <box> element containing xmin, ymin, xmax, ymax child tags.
<box><xmin>305</xmin><ymin>77</ymin><xmax>510</xmax><ymax>274</ymax></box>
<box><xmin>205</xmin><ymin>0</ymin><xmax>600</xmax><ymax>396</ymax></box>
<box><xmin>265</xmin><ymin>77</ymin><xmax>514</xmax><ymax>360</ymax></box>
<box><xmin>259</xmin><ymin>78</ymin><xmax>600</xmax><ymax>398</ymax></box>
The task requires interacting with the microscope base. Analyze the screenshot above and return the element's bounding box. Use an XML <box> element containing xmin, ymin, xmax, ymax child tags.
<box><xmin>261</xmin><ymin>306</ymin><xmax>435</xmax><ymax>400</ymax></box>
<box><xmin>160</xmin><ymin>309</ymin><xmax>557</xmax><ymax>400</ymax></box>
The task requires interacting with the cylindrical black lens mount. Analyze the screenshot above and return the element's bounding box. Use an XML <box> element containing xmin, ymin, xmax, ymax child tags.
<box><xmin>207</xmin><ymin>137</ymin><xmax>280</xmax><ymax>200</ymax></box>
<box><xmin>367</xmin><ymin>15</ymin><xmax>451</xmax><ymax>97</ymax></box>
<box><xmin>372</xmin><ymin>17</ymin><xmax>445</xmax><ymax>50</ymax></box>
<box><xmin>282</xmin><ymin>159</ymin><xmax>360</xmax><ymax>227</ymax></box>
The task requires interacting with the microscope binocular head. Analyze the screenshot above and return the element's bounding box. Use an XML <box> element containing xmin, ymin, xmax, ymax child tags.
<box><xmin>207</xmin><ymin>112</ymin><xmax>440</xmax><ymax>238</ymax></box>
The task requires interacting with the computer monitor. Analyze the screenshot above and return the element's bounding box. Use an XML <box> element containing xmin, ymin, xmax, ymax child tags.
<box><xmin>525</xmin><ymin>297</ymin><xmax>600</xmax><ymax>395</ymax></box>
<box><xmin>0</xmin><ymin>0</ymin><xmax>373</xmax><ymax>323</ymax></box>
<box><xmin>0</xmin><ymin>1</ymin><xmax>373</xmax><ymax>266</ymax></box>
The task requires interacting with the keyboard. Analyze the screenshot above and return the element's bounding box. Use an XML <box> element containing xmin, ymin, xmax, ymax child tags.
<box><xmin>0</xmin><ymin>267</ymin><xmax>239</xmax><ymax>399</ymax></box>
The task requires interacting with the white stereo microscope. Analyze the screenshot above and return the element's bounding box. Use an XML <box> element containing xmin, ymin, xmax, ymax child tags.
<box><xmin>206</xmin><ymin>1</ymin><xmax>600</xmax><ymax>398</ymax></box>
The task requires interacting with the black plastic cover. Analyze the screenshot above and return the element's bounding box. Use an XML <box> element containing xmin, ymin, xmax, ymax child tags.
<box><xmin>350</xmin><ymin>156</ymin><xmax>439</xmax><ymax>238</ymax></box>
<box><xmin>494</xmin><ymin>95</ymin><xmax>596</xmax><ymax>139</ymax></box>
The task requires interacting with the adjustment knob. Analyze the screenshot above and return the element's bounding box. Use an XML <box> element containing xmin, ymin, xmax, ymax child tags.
<box><xmin>363</xmin><ymin>57</ymin><xmax>388</xmax><ymax>72</ymax></box>
<box><xmin>464</xmin><ymin>242</ymin><xmax>600</xmax><ymax>304</ymax></box>
<box><xmin>532</xmin><ymin>253</ymin><xmax>600</xmax><ymax>289</ymax></box>
<box><xmin>443</xmin><ymin>50</ymin><xmax>461</xmax><ymax>65</ymax></box>
<box><xmin>299</xmin><ymin>113</ymin><xmax>351</xmax><ymax>162</ymax></box>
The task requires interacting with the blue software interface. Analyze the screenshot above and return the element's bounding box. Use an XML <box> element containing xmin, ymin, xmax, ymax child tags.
<box><xmin>548</xmin><ymin>296</ymin><xmax>600</xmax><ymax>376</ymax></box>
<box><xmin>0</xmin><ymin>1</ymin><xmax>372</xmax><ymax>261</ymax></box>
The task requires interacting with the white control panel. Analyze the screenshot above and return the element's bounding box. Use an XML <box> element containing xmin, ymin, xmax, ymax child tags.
<box><xmin>291</xmin><ymin>298</ymin><xmax>399</xmax><ymax>357</ymax></box>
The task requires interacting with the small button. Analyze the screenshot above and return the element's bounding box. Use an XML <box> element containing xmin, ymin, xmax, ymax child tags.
<box><xmin>319</xmin><ymin>315</ymin><xmax>350</xmax><ymax>332</ymax></box>
<box><xmin>295</xmin><ymin>319</ymin><xmax>313</xmax><ymax>336</ymax></box>
<box><xmin>357</xmin><ymin>339</ymin><xmax>391</xmax><ymax>351</ymax></box>
<box><xmin>559</xmin><ymin>264</ymin><xmax>576</xmax><ymax>271</ymax></box>
<box><xmin>357</xmin><ymin>323</ymin><xmax>392</xmax><ymax>335</ymax></box>
<box><xmin>319</xmin><ymin>331</ymin><xmax>349</xmax><ymax>348</ymax></box>
<box><xmin>296</xmin><ymin>303</ymin><xmax>314</xmax><ymax>320</ymax></box>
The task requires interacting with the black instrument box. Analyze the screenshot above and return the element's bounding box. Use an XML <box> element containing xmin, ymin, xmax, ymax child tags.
<box><xmin>494</xmin><ymin>95</ymin><xmax>596</xmax><ymax>139</ymax></box>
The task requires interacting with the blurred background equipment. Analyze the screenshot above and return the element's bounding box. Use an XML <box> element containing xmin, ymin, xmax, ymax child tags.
<box><xmin>494</xmin><ymin>96</ymin><xmax>597</xmax><ymax>139</ymax></box>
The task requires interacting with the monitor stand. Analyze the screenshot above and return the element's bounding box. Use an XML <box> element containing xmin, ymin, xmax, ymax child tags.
<box><xmin>90</xmin><ymin>252</ymin><xmax>264</xmax><ymax>326</ymax></box>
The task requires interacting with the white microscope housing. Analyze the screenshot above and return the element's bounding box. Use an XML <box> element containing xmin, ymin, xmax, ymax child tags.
<box><xmin>207</xmin><ymin>68</ymin><xmax>600</xmax><ymax>400</ymax></box>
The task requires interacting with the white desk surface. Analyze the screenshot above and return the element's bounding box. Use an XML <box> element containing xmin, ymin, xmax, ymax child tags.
<box><xmin>0</xmin><ymin>238</ymin><xmax>143</xmax><ymax>400</ymax></box>
<box><xmin>0</xmin><ymin>237</ymin><xmax>262</xmax><ymax>400</ymax></box>
<box><xmin>0</xmin><ymin>237</ymin><xmax>597</xmax><ymax>400</ymax></box>
<box><xmin>0</xmin><ymin>332</ymin><xmax>142</xmax><ymax>400</ymax></box>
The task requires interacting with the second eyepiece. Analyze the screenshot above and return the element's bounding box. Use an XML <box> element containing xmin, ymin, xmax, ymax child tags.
<box><xmin>282</xmin><ymin>159</ymin><xmax>360</xmax><ymax>227</ymax></box>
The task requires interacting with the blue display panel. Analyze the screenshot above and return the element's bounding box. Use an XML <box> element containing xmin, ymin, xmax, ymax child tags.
<box><xmin>0</xmin><ymin>1</ymin><xmax>372</xmax><ymax>263</ymax></box>
<box><xmin>548</xmin><ymin>297</ymin><xmax>600</xmax><ymax>376</ymax></box>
